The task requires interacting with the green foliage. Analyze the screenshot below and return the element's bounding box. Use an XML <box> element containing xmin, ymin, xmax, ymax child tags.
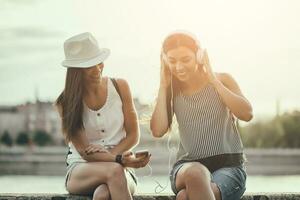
<box><xmin>1</xmin><ymin>130</ymin><xmax>13</xmax><ymax>146</ymax></box>
<box><xmin>280</xmin><ymin>111</ymin><xmax>300</xmax><ymax>148</ymax></box>
<box><xmin>16</xmin><ymin>131</ymin><xmax>30</xmax><ymax>145</ymax></box>
<box><xmin>33</xmin><ymin>130</ymin><xmax>53</xmax><ymax>146</ymax></box>
<box><xmin>240</xmin><ymin>111</ymin><xmax>300</xmax><ymax>148</ymax></box>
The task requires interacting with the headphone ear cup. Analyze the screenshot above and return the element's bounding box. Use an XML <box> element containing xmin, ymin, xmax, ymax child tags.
<box><xmin>162</xmin><ymin>53</ymin><xmax>168</xmax><ymax>63</ymax></box>
<box><xmin>196</xmin><ymin>49</ymin><xmax>203</xmax><ymax>64</ymax></box>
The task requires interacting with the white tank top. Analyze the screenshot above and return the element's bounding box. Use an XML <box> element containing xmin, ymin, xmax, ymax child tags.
<box><xmin>66</xmin><ymin>78</ymin><xmax>126</xmax><ymax>165</ymax></box>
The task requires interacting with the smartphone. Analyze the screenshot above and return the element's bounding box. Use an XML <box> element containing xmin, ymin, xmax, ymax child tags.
<box><xmin>135</xmin><ymin>150</ymin><xmax>149</xmax><ymax>158</ymax></box>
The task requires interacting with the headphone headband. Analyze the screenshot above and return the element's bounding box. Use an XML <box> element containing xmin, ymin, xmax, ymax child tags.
<box><xmin>163</xmin><ymin>30</ymin><xmax>203</xmax><ymax>63</ymax></box>
<box><xmin>164</xmin><ymin>30</ymin><xmax>201</xmax><ymax>50</ymax></box>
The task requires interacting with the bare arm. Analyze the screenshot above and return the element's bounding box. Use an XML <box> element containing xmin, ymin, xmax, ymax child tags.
<box><xmin>150</xmin><ymin>52</ymin><xmax>173</xmax><ymax>137</ymax></box>
<box><xmin>150</xmin><ymin>86</ymin><xmax>171</xmax><ymax>137</ymax></box>
<box><xmin>202</xmin><ymin>49</ymin><xmax>253</xmax><ymax>122</ymax></box>
<box><xmin>213</xmin><ymin>73</ymin><xmax>253</xmax><ymax>122</ymax></box>
<box><xmin>71</xmin><ymin>131</ymin><xmax>150</xmax><ymax>168</ymax></box>
<box><xmin>109</xmin><ymin>79</ymin><xmax>140</xmax><ymax>155</ymax></box>
<box><xmin>56</xmin><ymin>102</ymin><xmax>149</xmax><ymax>167</ymax></box>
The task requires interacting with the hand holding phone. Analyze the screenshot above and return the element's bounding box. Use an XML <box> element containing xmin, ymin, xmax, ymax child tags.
<box><xmin>135</xmin><ymin>149</ymin><xmax>150</xmax><ymax>158</ymax></box>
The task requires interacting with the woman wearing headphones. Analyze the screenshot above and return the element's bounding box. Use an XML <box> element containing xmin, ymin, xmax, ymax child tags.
<box><xmin>151</xmin><ymin>31</ymin><xmax>253</xmax><ymax>200</ymax></box>
<box><xmin>56</xmin><ymin>32</ymin><xmax>150</xmax><ymax>200</ymax></box>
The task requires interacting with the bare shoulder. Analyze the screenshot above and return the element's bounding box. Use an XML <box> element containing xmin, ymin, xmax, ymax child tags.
<box><xmin>216</xmin><ymin>72</ymin><xmax>244</xmax><ymax>95</ymax></box>
<box><xmin>115</xmin><ymin>78</ymin><xmax>130</xmax><ymax>92</ymax></box>
<box><xmin>113</xmin><ymin>78</ymin><xmax>132</xmax><ymax>101</ymax></box>
<box><xmin>115</xmin><ymin>78</ymin><xmax>129</xmax><ymax>87</ymax></box>
<box><xmin>216</xmin><ymin>72</ymin><xmax>238</xmax><ymax>87</ymax></box>
<box><xmin>216</xmin><ymin>72</ymin><xmax>235</xmax><ymax>82</ymax></box>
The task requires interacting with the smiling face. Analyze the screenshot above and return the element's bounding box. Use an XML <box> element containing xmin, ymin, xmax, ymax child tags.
<box><xmin>82</xmin><ymin>62</ymin><xmax>104</xmax><ymax>84</ymax></box>
<box><xmin>166</xmin><ymin>46</ymin><xmax>198</xmax><ymax>82</ymax></box>
<box><xmin>163</xmin><ymin>32</ymin><xmax>201</xmax><ymax>83</ymax></box>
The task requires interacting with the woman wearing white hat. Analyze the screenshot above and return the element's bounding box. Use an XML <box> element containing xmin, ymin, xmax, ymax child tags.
<box><xmin>56</xmin><ymin>32</ymin><xmax>150</xmax><ymax>200</ymax></box>
<box><xmin>151</xmin><ymin>31</ymin><xmax>252</xmax><ymax>200</ymax></box>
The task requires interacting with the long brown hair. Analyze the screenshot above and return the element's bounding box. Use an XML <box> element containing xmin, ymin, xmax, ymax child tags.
<box><xmin>162</xmin><ymin>32</ymin><xmax>200</xmax><ymax>128</ymax></box>
<box><xmin>55</xmin><ymin>68</ymin><xmax>84</xmax><ymax>142</ymax></box>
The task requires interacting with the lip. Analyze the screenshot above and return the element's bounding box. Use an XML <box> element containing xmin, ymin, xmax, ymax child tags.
<box><xmin>177</xmin><ymin>71</ymin><xmax>187</xmax><ymax>76</ymax></box>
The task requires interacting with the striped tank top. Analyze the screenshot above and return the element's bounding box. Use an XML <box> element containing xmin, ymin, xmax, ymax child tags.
<box><xmin>174</xmin><ymin>83</ymin><xmax>244</xmax><ymax>162</ymax></box>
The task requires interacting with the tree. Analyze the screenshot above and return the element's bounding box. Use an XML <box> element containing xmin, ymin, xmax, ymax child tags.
<box><xmin>16</xmin><ymin>131</ymin><xmax>30</xmax><ymax>146</ymax></box>
<box><xmin>280</xmin><ymin>111</ymin><xmax>300</xmax><ymax>148</ymax></box>
<box><xmin>33</xmin><ymin>130</ymin><xmax>53</xmax><ymax>146</ymax></box>
<box><xmin>1</xmin><ymin>130</ymin><xmax>13</xmax><ymax>147</ymax></box>
<box><xmin>240</xmin><ymin>110</ymin><xmax>300</xmax><ymax>148</ymax></box>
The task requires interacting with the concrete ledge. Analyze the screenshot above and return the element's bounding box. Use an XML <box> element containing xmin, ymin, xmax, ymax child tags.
<box><xmin>1</xmin><ymin>193</ymin><xmax>300</xmax><ymax>200</ymax></box>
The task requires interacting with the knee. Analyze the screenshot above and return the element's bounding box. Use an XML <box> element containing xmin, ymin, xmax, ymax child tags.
<box><xmin>107</xmin><ymin>163</ymin><xmax>126</xmax><ymax>181</ymax></box>
<box><xmin>176</xmin><ymin>189</ymin><xmax>188</xmax><ymax>200</ymax></box>
<box><xmin>183</xmin><ymin>163</ymin><xmax>210</xmax><ymax>183</ymax></box>
<box><xmin>93</xmin><ymin>184</ymin><xmax>110</xmax><ymax>200</ymax></box>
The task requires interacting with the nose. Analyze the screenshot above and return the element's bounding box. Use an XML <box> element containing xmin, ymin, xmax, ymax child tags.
<box><xmin>175</xmin><ymin>62</ymin><xmax>184</xmax><ymax>71</ymax></box>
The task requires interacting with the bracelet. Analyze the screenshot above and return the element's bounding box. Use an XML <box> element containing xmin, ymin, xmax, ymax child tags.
<box><xmin>115</xmin><ymin>154</ymin><xmax>123</xmax><ymax>165</ymax></box>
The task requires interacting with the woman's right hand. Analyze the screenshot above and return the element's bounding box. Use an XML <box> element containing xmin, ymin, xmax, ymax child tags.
<box><xmin>121</xmin><ymin>151</ymin><xmax>151</xmax><ymax>168</ymax></box>
<box><xmin>160</xmin><ymin>51</ymin><xmax>171</xmax><ymax>89</ymax></box>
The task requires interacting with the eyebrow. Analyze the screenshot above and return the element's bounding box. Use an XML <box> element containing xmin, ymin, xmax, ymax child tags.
<box><xmin>168</xmin><ymin>56</ymin><xmax>191</xmax><ymax>60</ymax></box>
<box><xmin>181</xmin><ymin>56</ymin><xmax>191</xmax><ymax>60</ymax></box>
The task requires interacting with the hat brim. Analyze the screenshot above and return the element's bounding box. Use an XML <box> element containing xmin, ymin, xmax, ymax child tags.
<box><xmin>61</xmin><ymin>48</ymin><xmax>110</xmax><ymax>68</ymax></box>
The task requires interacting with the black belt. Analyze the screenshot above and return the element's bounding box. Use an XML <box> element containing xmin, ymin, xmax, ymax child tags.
<box><xmin>175</xmin><ymin>153</ymin><xmax>245</xmax><ymax>173</ymax></box>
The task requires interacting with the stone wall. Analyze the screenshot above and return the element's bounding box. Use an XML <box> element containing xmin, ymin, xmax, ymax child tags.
<box><xmin>1</xmin><ymin>193</ymin><xmax>300</xmax><ymax>200</ymax></box>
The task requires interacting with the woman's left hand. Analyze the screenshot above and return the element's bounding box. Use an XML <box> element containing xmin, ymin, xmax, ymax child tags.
<box><xmin>85</xmin><ymin>144</ymin><xmax>108</xmax><ymax>155</ymax></box>
<box><xmin>201</xmin><ymin>49</ymin><xmax>218</xmax><ymax>84</ymax></box>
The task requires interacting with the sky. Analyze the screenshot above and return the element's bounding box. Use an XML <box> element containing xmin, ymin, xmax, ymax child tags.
<box><xmin>0</xmin><ymin>0</ymin><xmax>299</xmax><ymax>120</ymax></box>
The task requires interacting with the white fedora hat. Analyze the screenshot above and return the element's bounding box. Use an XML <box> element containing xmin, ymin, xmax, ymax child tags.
<box><xmin>61</xmin><ymin>32</ymin><xmax>110</xmax><ymax>68</ymax></box>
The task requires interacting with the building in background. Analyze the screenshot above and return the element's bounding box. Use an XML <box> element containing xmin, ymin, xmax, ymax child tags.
<box><xmin>0</xmin><ymin>101</ymin><xmax>62</xmax><ymax>145</ymax></box>
<box><xmin>0</xmin><ymin>98</ymin><xmax>152</xmax><ymax>146</ymax></box>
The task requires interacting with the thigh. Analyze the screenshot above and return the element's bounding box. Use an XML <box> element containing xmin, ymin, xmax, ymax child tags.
<box><xmin>211</xmin><ymin>165</ymin><xmax>247</xmax><ymax>200</ymax></box>
<box><xmin>169</xmin><ymin>162</ymin><xmax>186</xmax><ymax>194</ymax></box>
<box><xmin>170</xmin><ymin>162</ymin><xmax>211</xmax><ymax>194</ymax></box>
<box><xmin>67</xmin><ymin>162</ymin><xmax>123</xmax><ymax>195</ymax></box>
<box><xmin>93</xmin><ymin>184</ymin><xmax>110</xmax><ymax>200</ymax></box>
<box><xmin>171</xmin><ymin>162</ymin><xmax>221</xmax><ymax>199</ymax></box>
